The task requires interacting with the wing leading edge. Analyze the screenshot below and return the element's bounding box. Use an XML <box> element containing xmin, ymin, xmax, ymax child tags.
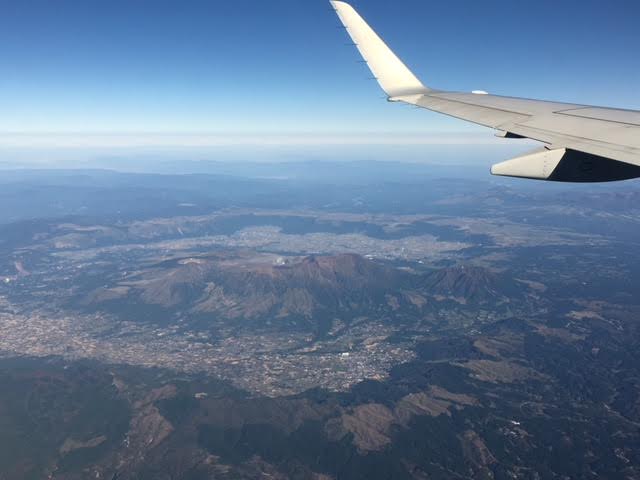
<box><xmin>330</xmin><ymin>0</ymin><xmax>640</xmax><ymax>182</ymax></box>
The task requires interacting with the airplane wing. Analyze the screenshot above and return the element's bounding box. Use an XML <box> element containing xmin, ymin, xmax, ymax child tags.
<box><xmin>330</xmin><ymin>1</ymin><xmax>640</xmax><ymax>182</ymax></box>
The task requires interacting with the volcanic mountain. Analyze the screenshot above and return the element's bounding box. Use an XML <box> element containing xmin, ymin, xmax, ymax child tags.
<box><xmin>84</xmin><ymin>253</ymin><xmax>517</xmax><ymax>329</ymax></box>
<box><xmin>422</xmin><ymin>266</ymin><xmax>513</xmax><ymax>303</ymax></box>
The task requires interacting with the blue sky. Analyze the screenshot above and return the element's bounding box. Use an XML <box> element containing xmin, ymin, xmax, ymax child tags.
<box><xmin>0</xmin><ymin>0</ymin><xmax>638</xmax><ymax>161</ymax></box>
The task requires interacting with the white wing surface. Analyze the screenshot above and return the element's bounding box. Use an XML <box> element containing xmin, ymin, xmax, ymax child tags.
<box><xmin>331</xmin><ymin>1</ymin><xmax>640</xmax><ymax>182</ymax></box>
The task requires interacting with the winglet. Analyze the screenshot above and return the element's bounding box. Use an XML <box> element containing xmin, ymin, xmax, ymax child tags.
<box><xmin>331</xmin><ymin>1</ymin><xmax>429</xmax><ymax>98</ymax></box>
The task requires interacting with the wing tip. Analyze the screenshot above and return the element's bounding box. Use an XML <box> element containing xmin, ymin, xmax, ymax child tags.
<box><xmin>330</xmin><ymin>0</ymin><xmax>428</xmax><ymax>97</ymax></box>
<box><xmin>330</xmin><ymin>1</ymin><xmax>352</xmax><ymax>13</ymax></box>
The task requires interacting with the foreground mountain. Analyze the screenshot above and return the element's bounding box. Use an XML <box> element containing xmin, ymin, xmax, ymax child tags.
<box><xmin>83</xmin><ymin>253</ymin><xmax>520</xmax><ymax>333</ymax></box>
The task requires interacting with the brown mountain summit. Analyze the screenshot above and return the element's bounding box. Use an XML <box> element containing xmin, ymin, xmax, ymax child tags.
<box><xmin>85</xmin><ymin>253</ymin><xmax>515</xmax><ymax>328</ymax></box>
